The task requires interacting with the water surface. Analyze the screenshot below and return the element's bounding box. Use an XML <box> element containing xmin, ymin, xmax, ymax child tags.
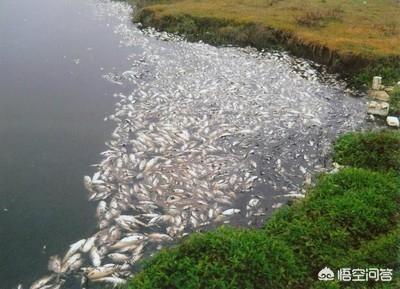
<box><xmin>0</xmin><ymin>0</ymin><xmax>366</xmax><ymax>287</ymax></box>
<box><xmin>0</xmin><ymin>0</ymin><xmax>133</xmax><ymax>286</ymax></box>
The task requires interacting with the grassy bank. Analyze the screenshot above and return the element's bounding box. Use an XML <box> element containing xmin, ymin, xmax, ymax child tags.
<box><xmin>333</xmin><ymin>130</ymin><xmax>400</xmax><ymax>172</ymax></box>
<box><xmin>132</xmin><ymin>0</ymin><xmax>400</xmax><ymax>87</ymax></box>
<box><xmin>389</xmin><ymin>87</ymin><xmax>400</xmax><ymax>115</ymax></box>
<box><xmin>127</xmin><ymin>131</ymin><xmax>400</xmax><ymax>289</ymax></box>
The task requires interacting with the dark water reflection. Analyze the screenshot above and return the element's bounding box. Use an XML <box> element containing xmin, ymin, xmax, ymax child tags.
<box><xmin>0</xmin><ymin>0</ymin><xmax>133</xmax><ymax>286</ymax></box>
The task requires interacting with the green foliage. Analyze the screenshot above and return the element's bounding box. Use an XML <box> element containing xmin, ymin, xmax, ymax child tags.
<box><xmin>129</xmin><ymin>227</ymin><xmax>305</xmax><ymax>289</ymax></box>
<box><xmin>128</xmin><ymin>168</ymin><xmax>400</xmax><ymax>289</ymax></box>
<box><xmin>348</xmin><ymin>227</ymin><xmax>400</xmax><ymax>268</ymax></box>
<box><xmin>333</xmin><ymin>131</ymin><xmax>400</xmax><ymax>172</ymax></box>
<box><xmin>389</xmin><ymin>87</ymin><xmax>400</xmax><ymax>115</ymax></box>
<box><xmin>349</xmin><ymin>58</ymin><xmax>400</xmax><ymax>88</ymax></box>
<box><xmin>265</xmin><ymin>168</ymin><xmax>400</xmax><ymax>276</ymax></box>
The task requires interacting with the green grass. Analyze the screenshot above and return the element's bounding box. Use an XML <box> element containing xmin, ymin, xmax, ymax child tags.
<box><xmin>126</xmin><ymin>130</ymin><xmax>400</xmax><ymax>288</ymax></box>
<box><xmin>134</xmin><ymin>0</ymin><xmax>400</xmax><ymax>87</ymax></box>
<box><xmin>350</xmin><ymin>59</ymin><xmax>400</xmax><ymax>88</ymax></box>
<box><xmin>264</xmin><ymin>168</ymin><xmax>400</xmax><ymax>280</ymax></box>
<box><xmin>128</xmin><ymin>168</ymin><xmax>400</xmax><ymax>289</ymax></box>
<box><xmin>333</xmin><ymin>131</ymin><xmax>400</xmax><ymax>172</ymax></box>
<box><xmin>389</xmin><ymin>87</ymin><xmax>400</xmax><ymax>115</ymax></box>
<box><xmin>129</xmin><ymin>228</ymin><xmax>305</xmax><ymax>289</ymax></box>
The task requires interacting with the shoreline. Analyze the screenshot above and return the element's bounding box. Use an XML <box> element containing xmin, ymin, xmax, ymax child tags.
<box><xmin>131</xmin><ymin>0</ymin><xmax>400</xmax><ymax>88</ymax></box>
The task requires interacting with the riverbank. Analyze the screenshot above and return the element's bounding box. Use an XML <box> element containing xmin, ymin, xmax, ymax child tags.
<box><xmin>128</xmin><ymin>130</ymin><xmax>400</xmax><ymax>288</ymax></box>
<box><xmin>131</xmin><ymin>0</ymin><xmax>400</xmax><ymax>88</ymax></box>
<box><xmin>22</xmin><ymin>1</ymin><xmax>370</xmax><ymax>287</ymax></box>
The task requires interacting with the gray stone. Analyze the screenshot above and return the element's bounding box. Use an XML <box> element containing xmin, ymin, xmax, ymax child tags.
<box><xmin>367</xmin><ymin>101</ymin><xmax>389</xmax><ymax>116</ymax></box>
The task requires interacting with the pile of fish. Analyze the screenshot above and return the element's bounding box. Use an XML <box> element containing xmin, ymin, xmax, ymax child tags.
<box><xmin>21</xmin><ymin>1</ymin><xmax>366</xmax><ymax>289</ymax></box>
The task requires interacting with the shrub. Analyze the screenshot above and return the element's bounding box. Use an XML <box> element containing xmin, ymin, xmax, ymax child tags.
<box><xmin>333</xmin><ymin>131</ymin><xmax>400</xmax><ymax>172</ymax></box>
<box><xmin>128</xmin><ymin>227</ymin><xmax>305</xmax><ymax>289</ymax></box>
<box><xmin>128</xmin><ymin>168</ymin><xmax>399</xmax><ymax>288</ymax></box>
<box><xmin>264</xmin><ymin>168</ymin><xmax>400</xmax><ymax>280</ymax></box>
<box><xmin>389</xmin><ymin>87</ymin><xmax>400</xmax><ymax>115</ymax></box>
<box><xmin>348</xmin><ymin>227</ymin><xmax>400</xmax><ymax>268</ymax></box>
<box><xmin>349</xmin><ymin>58</ymin><xmax>400</xmax><ymax>88</ymax></box>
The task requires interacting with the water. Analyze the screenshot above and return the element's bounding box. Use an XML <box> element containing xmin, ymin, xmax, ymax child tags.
<box><xmin>0</xmin><ymin>0</ymin><xmax>133</xmax><ymax>287</ymax></box>
<box><xmin>0</xmin><ymin>0</ymin><xmax>366</xmax><ymax>288</ymax></box>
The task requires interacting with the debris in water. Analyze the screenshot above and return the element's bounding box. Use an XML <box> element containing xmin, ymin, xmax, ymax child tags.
<box><xmin>23</xmin><ymin>0</ymin><xmax>366</xmax><ymax>288</ymax></box>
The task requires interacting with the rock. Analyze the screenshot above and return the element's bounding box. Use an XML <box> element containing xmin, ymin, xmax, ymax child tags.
<box><xmin>332</xmin><ymin>162</ymin><xmax>344</xmax><ymax>169</ymax></box>
<box><xmin>386</xmin><ymin>116</ymin><xmax>400</xmax><ymax>127</ymax></box>
<box><xmin>384</xmin><ymin>86</ymin><xmax>394</xmax><ymax>93</ymax></box>
<box><xmin>367</xmin><ymin>101</ymin><xmax>389</xmax><ymax>116</ymax></box>
<box><xmin>366</xmin><ymin>114</ymin><xmax>375</xmax><ymax>122</ymax></box>
<box><xmin>372</xmin><ymin>76</ymin><xmax>382</xmax><ymax>90</ymax></box>
<box><xmin>368</xmin><ymin>90</ymin><xmax>390</xmax><ymax>101</ymax></box>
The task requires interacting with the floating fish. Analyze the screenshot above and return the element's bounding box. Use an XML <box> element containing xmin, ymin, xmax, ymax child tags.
<box><xmin>23</xmin><ymin>1</ymin><xmax>365</xmax><ymax>288</ymax></box>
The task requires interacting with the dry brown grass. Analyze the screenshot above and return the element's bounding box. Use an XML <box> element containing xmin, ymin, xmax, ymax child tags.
<box><xmin>139</xmin><ymin>0</ymin><xmax>400</xmax><ymax>58</ymax></box>
<box><xmin>376</xmin><ymin>20</ymin><xmax>400</xmax><ymax>36</ymax></box>
<box><xmin>294</xmin><ymin>7</ymin><xmax>344</xmax><ymax>27</ymax></box>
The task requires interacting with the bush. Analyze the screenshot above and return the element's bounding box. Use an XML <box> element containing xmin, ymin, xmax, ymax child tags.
<box><xmin>264</xmin><ymin>168</ymin><xmax>400</xmax><ymax>280</ymax></box>
<box><xmin>389</xmin><ymin>87</ymin><xmax>400</xmax><ymax>115</ymax></box>
<box><xmin>128</xmin><ymin>227</ymin><xmax>304</xmax><ymax>289</ymax></box>
<box><xmin>349</xmin><ymin>58</ymin><xmax>400</xmax><ymax>88</ymax></box>
<box><xmin>128</xmin><ymin>168</ymin><xmax>400</xmax><ymax>288</ymax></box>
<box><xmin>333</xmin><ymin>131</ymin><xmax>400</xmax><ymax>172</ymax></box>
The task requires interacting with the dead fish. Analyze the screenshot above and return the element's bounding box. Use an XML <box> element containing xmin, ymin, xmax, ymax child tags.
<box><xmin>222</xmin><ymin>209</ymin><xmax>240</xmax><ymax>216</ymax></box>
<box><xmin>22</xmin><ymin>15</ymin><xmax>364</xmax><ymax>289</ymax></box>
<box><xmin>63</xmin><ymin>239</ymin><xmax>85</xmax><ymax>263</ymax></box>
<box><xmin>83</xmin><ymin>176</ymin><xmax>92</xmax><ymax>192</ymax></box>
<box><xmin>69</xmin><ymin>258</ymin><xmax>84</xmax><ymax>272</ymax></box>
<box><xmin>272</xmin><ymin>203</ymin><xmax>283</xmax><ymax>209</ymax></box>
<box><xmin>89</xmin><ymin>247</ymin><xmax>102</xmax><ymax>267</ymax></box>
<box><xmin>116</xmin><ymin>215</ymin><xmax>147</xmax><ymax>227</ymax></box>
<box><xmin>86</xmin><ymin>266</ymin><xmax>117</xmax><ymax>280</ymax></box>
<box><xmin>248</xmin><ymin>198</ymin><xmax>260</xmax><ymax>207</ymax></box>
<box><xmin>143</xmin><ymin>156</ymin><xmax>161</xmax><ymax>172</ymax></box>
<box><xmin>30</xmin><ymin>275</ymin><xmax>55</xmax><ymax>289</ymax></box>
<box><xmin>61</xmin><ymin>253</ymin><xmax>81</xmax><ymax>273</ymax></box>
<box><xmin>47</xmin><ymin>255</ymin><xmax>61</xmax><ymax>273</ymax></box>
<box><xmin>96</xmin><ymin>201</ymin><xmax>107</xmax><ymax>218</ymax></box>
<box><xmin>81</xmin><ymin>235</ymin><xmax>97</xmax><ymax>253</ymax></box>
<box><xmin>282</xmin><ymin>193</ymin><xmax>305</xmax><ymax>198</ymax></box>
<box><xmin>107</xmin><ymin>252</ymin><xmax>130</xmax><ymax>263</ymax></box>
<box><xmin>147</xmin><ymin>233</ymin><xmax>173</xmax><ymax>242</ymax></box>
<box><xmin>91</xmin><ymin>277</ymin><xmax>126</xmax><ymax>285</ymax></box>
<box><xmin>110</xmin><ymin>234</ymin><xmax>146</xmax><ymax>250</ymax></box>
<box><xmin>48</xmin><ymin>281</ymin><xmax>65</xmax><ymax>289</ymax></box>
